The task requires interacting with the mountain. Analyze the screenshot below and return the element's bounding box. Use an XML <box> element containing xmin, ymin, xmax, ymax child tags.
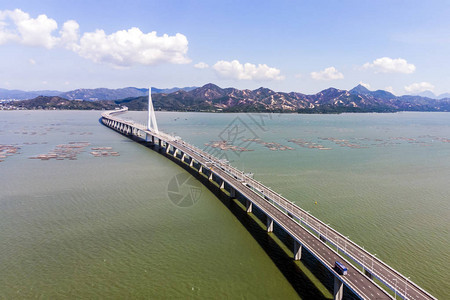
<box><xmin>408</xmin><ymin>91</ymin><xmax>450</xmax><ymax>100</ymax></box>
<box><xmin>414</xmin><ymin>90</ymin><xmax>437</xmax><ymax>99</ymax></box>
<box><xmin>152</xmin><ymin>86</ymin><xmax>197</xmax><ymax>94</ymax></box>
<box><xmin>9</xmin><ymin>96</ymin><xmax>116</xmax><ymax>110</ymax></box>
<box><xmin>350</xmin><ymin>84</ymin><xmax>396</xmax><ymax>101</ymax></box>
<box><xmin>5</xmin><ymin>84</ymin><xmax>450</xmax><ymax>112</ymax></box>
<box><xmin>0</xmin><ymin>86</ymin><xmax>198</xmax><ymax>101</ymax></box>
<box><xmin>349</xmin><ymin>84</ymin><xmax>371</xmax><ymax>95</ymax></box>
<box><xmin>59</xmin><ymin>86</ymin><xmax>198</xmax><ymax>100</ymax></box>
<box><xmin>59</xmin><ymin>87</ymin><xmax>148</xmax><ymax>101</ymax></box>
<box><xmin>0</xmin><ymin>88</ymin><xmax>61</xmax><ymax>100</ymax></box>
<box><xmin>438</xmin><ymin>93</ymin><xmax>450</xmax><ymax>99</ymax></box>
<box><xmin>115</xmin><ymin>83</ymin><xmax>450</xmax><ymax>113</ymax></box>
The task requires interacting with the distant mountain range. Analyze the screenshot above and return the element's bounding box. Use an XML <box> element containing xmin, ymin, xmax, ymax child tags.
<box><xmin>115</xmin><ymin>83</ymin><xmax>450</xmax><ymax>113</ymax></box>
<box><xmin>0</xmin><ymin>86</ymin><xmax>197</xmax><ymax>100</ymax></box>
<box><xmin>413</xmin><ymin>90</ymin><xmax>450</xmax><ymax>99</ymax></box>
<box><xmin>0</xmin><ymin>88</ymin><xmax>61</xmax><ymax>100</ymax></box>
<box><xmin>5</xmin><ymin>83</ymin><xmax>450</xmax><ymax>113</ymax></box>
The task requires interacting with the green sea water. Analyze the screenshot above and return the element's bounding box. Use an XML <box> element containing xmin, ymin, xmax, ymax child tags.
<box><xmin>0</xmin><ymin>111</ymin><xmax>448</xmax><ymax>299</ymax></box>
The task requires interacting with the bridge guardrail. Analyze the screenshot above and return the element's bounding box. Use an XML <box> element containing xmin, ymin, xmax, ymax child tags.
<box><xmin>101</xmin><ymin>109</ymin><xmax>436</xmax><ymax>300</ymax></box>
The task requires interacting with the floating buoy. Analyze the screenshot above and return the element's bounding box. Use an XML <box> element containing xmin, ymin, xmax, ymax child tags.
<box><xmin>315</xmin><ymin>201</ymin><xmax>318</xmax><ymax>205</ymax></box>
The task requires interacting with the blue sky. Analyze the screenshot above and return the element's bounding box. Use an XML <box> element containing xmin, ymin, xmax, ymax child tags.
<box><xmin>1</xmin><ymin>0</ymin><xmax>449</xmax><ymax>95</ymax></box>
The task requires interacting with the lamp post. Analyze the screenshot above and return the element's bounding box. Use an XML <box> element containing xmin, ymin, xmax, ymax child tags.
<box><xmin>394</xmin><ymin>278</ymin><xmax>398</xmax><ymax>299</ymax></box>
<box><xmin>361</xmin><ymin>254</ymin><xmax>365</xmax><ymax>271</ymax></box>
<box><xmin>371</xmin><ymin>253</ymin><xmax>377</xmax><ymax>272</ymax></box>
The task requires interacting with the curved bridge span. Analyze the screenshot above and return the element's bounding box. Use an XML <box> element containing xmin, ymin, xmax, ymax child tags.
<box><xmin>101</xmin><ymin>108</ymin><xmax>436</xmax><ymax>300</ymax></box>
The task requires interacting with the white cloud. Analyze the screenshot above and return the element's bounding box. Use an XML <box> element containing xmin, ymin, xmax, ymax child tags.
<box><xmin>194</xmin><ymin>62</ymin><xmax>209</xmax><ymax>69</ymax></box>
<box><xmin>0</xmin><ymin>9</ymin><xmax>191</xmax><ymax>67</ymax></box>
<box><xmin>76</xmin><ymin>28</ymin><xmax>190</xmax><ymax>66</ymax></box>
<box><xmin>213</xmin><ymin>60</ymin><xmax>284</xmax><ymax>80</ymax></box>
<box><xmin>359</xmin><ymin>81</ymin><xmax>370</xmax><ymax>89</ymax></box>
<box><xmin>385</xmin><ymin>86</ymin><xmax>395</xmax><ymax>94</ymax></box>
<box><xmin>59</xmin><ymin>20</ymin><xmax>80</xmax><ymax>51</ymax></box>
<box><xmin>0</xmin><ymin>9</ymin><xmax>58</xmax><ymax>48</ymax></box>
<box><xmin>363</xmin><ymin>57</ymin><xmax>415</xmax><ymax>74</ymax></box>
<box><xmin>28</xmin><ymin>58</ymin><xmax>36</xmax><ymax>65</ymax></box>
<box><xmin>404</xmin><ymin>82</ymin><xmax>435</xmax><ymax>93</ymax></box>
<box><xmin>310</xmin><ymin>67</ymin><xmax>344</xmax><ymax>80</ymax></box>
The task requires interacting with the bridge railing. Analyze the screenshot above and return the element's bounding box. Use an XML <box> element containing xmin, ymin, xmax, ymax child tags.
<box><xmin>101</xmin><ymin>111</ymin><xmax>435</xmax><ymax>300</ymax></box>
<box><xmin>171</xmin><ymin>138</ymin><xmax>434</xmax><ymax>300</ymax></box>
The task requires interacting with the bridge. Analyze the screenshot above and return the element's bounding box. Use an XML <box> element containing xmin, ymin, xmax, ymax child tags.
<box><xmin>100</xmin><ymin>90</ymin><xmax>437</xmax><ymax>300</ymax></box>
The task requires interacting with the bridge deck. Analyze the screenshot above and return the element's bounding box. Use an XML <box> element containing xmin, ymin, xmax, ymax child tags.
<box><xmin>101</xmin><ymin>108</ymin><xmax>436</xmax><ymax>300</ymax></box>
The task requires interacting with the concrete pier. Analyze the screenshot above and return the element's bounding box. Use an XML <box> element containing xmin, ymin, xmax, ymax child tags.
<box><xmin>229</xmin><ymin>187</ymin><xmax>236</xmax><ymax>198</ymax></box>
<box><xmin>246</xmin><ymin>199</ymin><xmax>253</xmax><ymax>213</ymax></box>
<box><xmin>334</xmin><ymin>277</ymin><xmax>343</xmax><ymax>300</ymax></box>
<box><xmin>266</xmin><ymin>216</ymin><xmax>274</xmax><ymax>233</ymax></box>
<box><xmin>294</xmin><ymin>240</ymin><xmax>302</xmax><ymax>260</ymax></box>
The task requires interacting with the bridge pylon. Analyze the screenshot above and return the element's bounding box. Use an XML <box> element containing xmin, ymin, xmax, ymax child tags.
<box><xmin>148</xmin><ymin>87</ymin><xmax>159</xmax><ymax>133</ymax></box>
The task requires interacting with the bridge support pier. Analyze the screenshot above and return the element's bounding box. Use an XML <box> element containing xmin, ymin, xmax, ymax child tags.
<box><xmin>333</xmin><ymin>277</ymin><xmax>343</xmax><ymax>300</ymax></box>
<box><xmin>199</xmin><ymin>165</ymin><xmax>203</xmax><ymax>173</ymax></box>
<box><xmin>190</xmin><ymin>158</ymin><xmax>194</xmax><ymax>167</ymax></box>
<box><xmin>246</xmin><ymin>199</ymin><xmax>253</xmax><ymax>213</ymax></box>
<box><xmin>220</xmin><ymin>181</ymin><xmax>225</xmax><ymax>189</ymax></box>
<box><xmin>266</xmin><ymin>216</ymin><xmax>274</xmax><ymax>233</ymax></box>
<box><xmin>152</xmin><ymin>135</ymin><xmax>154</xmax><ymax>144</ymax></box>
<box><xmin>208</xmin><ymin>171</ymin><xmax>213</xmax><ymax>181</ymax></box>
<box><xmin>294</xmin><ymin>240</ymin><xmax>302</xmax><ymax>260</ymax></box>
<box><xmin>229</xmin><ymin>187</ymin><xmax>236</xmax><ymax>198</ymax></box>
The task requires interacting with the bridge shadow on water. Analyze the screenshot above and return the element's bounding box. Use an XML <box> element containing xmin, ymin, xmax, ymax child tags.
<box><xmin>122</xmin><ymin>133</ymin><xmax>358</xmax><ymax>300</ymax></box>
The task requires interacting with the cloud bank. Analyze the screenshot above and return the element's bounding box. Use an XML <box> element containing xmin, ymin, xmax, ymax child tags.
<box><xmin>310</xmin><ymin>67</ymin><xmax>344</xmax><ymax>80</ymax></box>
<box><xmin>194</xmin><ymin>62</ymin><xmax>209</xmax><ymax>69</ymax></box>
<box><xmin>213</xmin><ymin>60</ymin><xmax>284</xmax><ymax>80</ymax></box>
<box><xmin>404</xmin><ymin>82</ymin><xmax>435</xmax><ymax>93</ymax></box>
<box><xmin>0</xmin><ymin>9</ymin><xmax>190</xmax><ymax>67</ymax></box>
<box><xmin>363</xmin><ymin>57</ymin><xmax>415</xmax><ymax>74</ymax></box>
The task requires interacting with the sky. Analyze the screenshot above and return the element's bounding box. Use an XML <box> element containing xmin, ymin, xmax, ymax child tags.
<box><xmin>0</xmin><ymin>0</ymin><xmax>449</xmax><ymax>95</ymax></box>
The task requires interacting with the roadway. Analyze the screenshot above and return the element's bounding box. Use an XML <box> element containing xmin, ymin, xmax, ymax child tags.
<box><xmin>102</xmin><ymin>109</ymin><xmax>436</xmax><ymax>300</ymax></box>
<box><xmin>171</xmin><ymin>139</ymin><xmax>392</xmax><ymax>299</ymax></box>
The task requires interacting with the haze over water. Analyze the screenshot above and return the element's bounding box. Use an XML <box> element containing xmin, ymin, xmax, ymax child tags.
<box><xmin>0</xmin><ymin>111</ymin><xmax>448</xmax><ymax>299</ymax></box>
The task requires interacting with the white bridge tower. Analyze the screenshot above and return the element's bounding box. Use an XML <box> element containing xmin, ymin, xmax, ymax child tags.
<box><xmin>147</xmin><ymin>87</ymin><xmax>159</xmax><ymax>133</ymax></box>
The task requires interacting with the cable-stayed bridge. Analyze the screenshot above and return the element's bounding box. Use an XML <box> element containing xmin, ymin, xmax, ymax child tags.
<box><xmin>100</xmin><ymin>90</ymin><xmax>436</xmax><ymax>300</ymax></box>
